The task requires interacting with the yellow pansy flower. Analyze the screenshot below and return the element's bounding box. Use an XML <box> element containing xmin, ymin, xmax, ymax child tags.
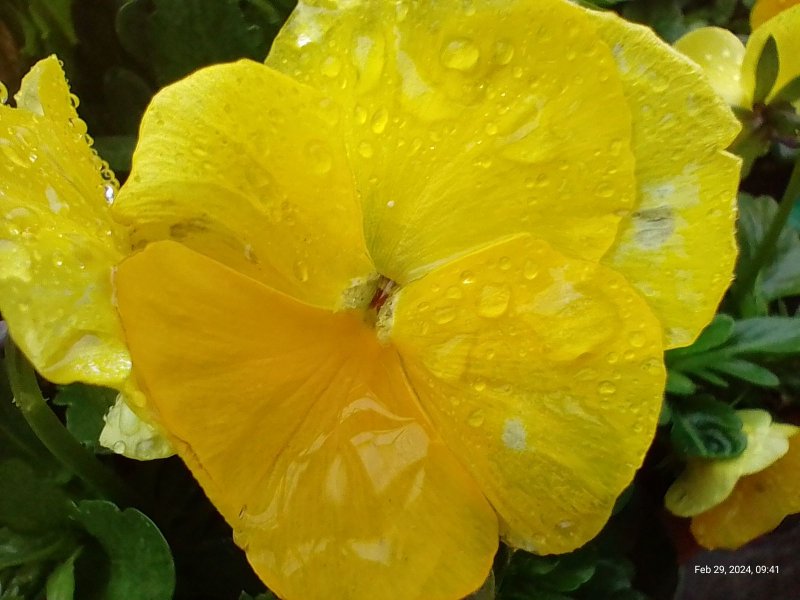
<box><xmin>674</xmin><ymin>4</ymin><xmax>800</xmax><ymax>110</ymax></box>
<box><xmin>2</xmin><ymin>0</ymin><xmax>741</xmax><ymax>598</ymax></box>
<box><xmin>665</xmin><ymin>409</ymin><xmax>800</xmax><ymax>549</ymax></box>
<box><xmin>0</xmin><ymin>56</ymin><xmax>171</xmax><ymax>459</ymax></box>
<box><xmin>751</xmin><ymin>0</ymin><xmax>800</xmax><ymax>29</ymax></box>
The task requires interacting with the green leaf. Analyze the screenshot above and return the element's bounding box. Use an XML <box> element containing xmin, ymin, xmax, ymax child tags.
<box><xmin>0</xmin><ymin>460</ymin><xmax>72</xmax><ymax>533</ymax></box>
<box><xmin>665</xmin><ymin>370</ymin><xmax>696</xmax><ymax>395</ymax></box>
<box><xmin>670</xmin><ymin>396</ymin><xmax>747</xmax><ymax>459</ymax></box>
<box><xmin>771</xmin><ymin>74</ymin><xmax>800</xmax><ymax>105</ymax></box>
<box><xmin>0</xmin><ymin>527</ymin><xmax>71</xmax><ymax>570</ymax></box>
<box><xmin>117</xmin><ymin>0</ymin><xmax>271</xmax><ymax>86</ymax></box>
<box><xmin>710</xmin><ymin>359</ymin><xmax>780</xmax><ymax>387</ymax></box>
<box><xmin>74</xmin><ymin>500</ymin><xmax>175</xmax><ymax>600</ymax></box>
<box><xmin>753</xmin><ymin>36</ymin><xmax>780</xmax><ymax>104</ymax></box>
<box><xmin>667</xmin><ymin>315</ymin><xmax>734</xmax><ymax>360</ymax></box>
<box><xmin>52</xmin><ymin>384</ymin><xmax>116</xmax><ymax>453</ymax></box>
<box><xmin>46</xmin><ymin>550</ymin><xmax>80</xmax><ymax>600</ymax></box>
<box><xmin>736</xmin><ymin>193</ymin><xmax>800</xmax><ymax>302</ymax></box>
<box><xmin>728</xmin><ymin>316</ymin><xmax>800</xmax><ymax>354</ymax></box>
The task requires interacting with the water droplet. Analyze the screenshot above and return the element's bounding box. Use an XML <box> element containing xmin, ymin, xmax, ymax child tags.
<box><xmin>630</xmin><ymin>331</ymin><xmax>646</xmax><ymax>348</ymax></box>
<box><xmin>472</xmin><ymin>379</ymin><xmax>487</xmax><ymax>392</ymax></box>
<box><xmin>358</xmin><ymin>141</ymin><xmax>374</xmax><ymax>158</ymax></box>
<box><xmin>386</xmin><ymin>200</ymin><xmax>395</xmax><ymax>208</ymax></box>
<box><xmin>477</xmin><ymin>284</ymin><xmax>511</xmax><ymax>318</ymax></box>
<box><xmin>305</xmin><ymin>141</ymin><xmax>332</xmax><ymax>174</ymax></box>
<box><xmin>69</xmin><ymin>93</ymin><xmax>80</xmax><ymax>108</ymax></box>
<box><xmin>522</xmin><ymin>260</ymin><xmax>539</xmax><ymax>281</ymax></box>
<box><xmin>434</xmin><ymin>306</ymin><xmax>456</xmax><ymax>324</ymax></box>
<box><xmin>321</xmin><ymin>55</ymin><xmax>343</xmax><ymax>78</ymax></box>
<box><xmin>557</xmin><ymin>520</ymin><xmax>573</xmax><ymax>530</ymax></box>
<box><xmin>354</xmin><ymin>104</ymin><xmax>368</xmax><ymax>124</ymax></box>
<box><xmin>468</xmin><ymin>409</ymin><xmax>485</xmax><ymax>427</ymax></box>
<box><xmin>498</xmin><ymin>256</ymin><xmax>512</xmax><ymax>271</ymax></box>
<box><xmin>598</xmin><ymin>381</ymin><xmax>616</xmax><ymax>396</ymax></box>
<box><xmin>417</xmin><ymin>301</ymin><xmax>431</xmax><ymax>313</ymax></box>
<box><xmin>606</xmin><ymin>352</ymin><xmax>620</xmax><ymax>364</ymax></box>
<box><xmin>112</xmin><ymin>441</ymin><xmax>127</xmax><ymax>454</ymax></box>
<box><xmin>460</xmin><ymin>270</ymin><xmax>475</xmax><ymax>285</ymax></box>
<box><xmin>512</xmin><ymin>66</ymin><xmax>524</xmax><ymax>79</ymax></box>
<box><xmin>104</xmin><ymin>185</ymin><xmax>115</xmax><ymax>205</ymax></box>
<box><xmin>492</xmin><ymin>40</ymin><xmax>515</xmax><ymax>65</ymax></box>
<box><xmin>0</xmin><ymin>82</ymin><xmax>7</xmax><ymax>104</ymax></box>
<box><xmin>595</xmin><ymin>181</ymin><xmax>615</xmax><ymax>198</ymax></box>
<box><xmin>440</xmin><ymin>38</ymin><xmax>480</xmax><ymax>71</ymax></box>
<box><xmin>293</xmin><ymin>261</ymin><xmax>309</xmax><ymax>282</ymax></box>
<box><xmin>370</xmin><ymin>108</ymin><xmax>389</xmax><ymax>133</ymax></box>
<box><xmin>445</xmin><ymin>285</ymin><xmax>462</xmax><ymax>300</ymax></box>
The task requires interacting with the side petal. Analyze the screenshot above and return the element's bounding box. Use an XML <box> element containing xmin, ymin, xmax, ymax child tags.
<box><xmin>673</xmin><ymin>27</ymin><xmax>747</xmax><ymax>108</ymax></box>
<box><xmin>691</xmin><ymin>433</ymin><xmax>800</xmax><ymax>549</ymax></box>
<box><xmin>388</xmin><ymin>234</ymin><xmax>665</xmax><ymax>554</ymax></box>
<box><xmin>267</xmin><ymin>0</ymin><xmax>638</xmax><ymax>282</ymax></box>
<box><xmin>0</xmin><ymin>56</ymin><xmax>131</xmax><ymax>385</ymax></box>
<box><xmin>115</xmin><ymin>241</ymin><xmax>498</xmax><ymax>600</ymax></box>
<box><xmin>114</xmin><ymin>60</ymin><xmax>374</xmax><ymax>310</ymax></box>
<box><xmin>741</xmin><ymin>4</ymin><xmax>800</xmax><ymax>106</ymax></box>
<box><xmin>590</xmin><ymin>14</ymin><xmax>742</xmax><ymax>348</ymax></box>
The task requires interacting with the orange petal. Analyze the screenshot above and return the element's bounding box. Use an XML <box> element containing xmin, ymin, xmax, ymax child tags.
<box><xmin>115</xmin><ymin>241</ymin><xmax>497</xmax><ymax>600</ymax></box>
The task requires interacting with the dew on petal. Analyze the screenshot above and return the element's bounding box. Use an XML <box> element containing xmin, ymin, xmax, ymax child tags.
<box><xmin>440</xmin><ymin>38</ymin><xmax>480</xmax><ymax>71</ymax></box>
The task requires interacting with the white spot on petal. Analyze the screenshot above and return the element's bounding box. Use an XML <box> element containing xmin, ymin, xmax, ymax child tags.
<box><xmin>502</xmin><ymin>418</ymin><xmax>527</xmax><ymax>451</ymax></box>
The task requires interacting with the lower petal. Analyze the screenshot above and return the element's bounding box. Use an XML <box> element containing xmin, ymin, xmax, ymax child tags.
<box><xmin>388</xmin><ymin>234</ymin><xmax>665</xmax><ymax>554</ymax></box>
<box><xmin>115</xmin><ymin>241</ymin><xmax>498</xmax><ymax>600</ymax></box>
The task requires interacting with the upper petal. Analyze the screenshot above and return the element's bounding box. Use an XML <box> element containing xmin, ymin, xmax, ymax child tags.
<box><xmin>267</xmin><ymin>0</ymin><xmax>637</xmax><ymax>282</ymax></box>
<box><xmin>741</xmin><ymin>4</ymin><xmax>800</xmax><ymax>106</ymax></box>
<box><xmin>388</xmin><ymin>234</ymin><xmax>665</xmax><ymax>554</ymax></box>
<box><xmin>673</xmin><ymin>27</ymin><xmax>747</xmax><ymax>108</ymax></box>
<box><xmin>114</xmin><ymin>60</ymin><xmax>374</xmax><ymax>310</ymax></box>
<box><xmin>590</xmin><ymin>13</ymin><xmax>742</xmax><ymax>348</ymax></box>
<box><xmin>0</xmin><ymin>57</ymin><xmax>131</xmax><ymax>385</ymax></box>
<box><xmin>115</xmin><ymin>241</ymin><xmax>498</xmax><ymax>600</ymax></box>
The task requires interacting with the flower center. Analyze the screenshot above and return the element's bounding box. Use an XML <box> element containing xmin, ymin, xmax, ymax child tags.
<box><xmin>340</xmin><ymin>273</ymin><xmax>400</xmax><ymax>337</ymax></box>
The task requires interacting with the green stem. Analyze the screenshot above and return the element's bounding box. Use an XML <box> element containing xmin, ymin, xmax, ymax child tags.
<box><xmin>736</xmin><ymin>159</ymin><xmax>800</xmax><ymax>300</ymax></box>
<box><xmin>5</xmin><ymin>341</ymin><xmax>132</xmax><ymax>507</ymax></box>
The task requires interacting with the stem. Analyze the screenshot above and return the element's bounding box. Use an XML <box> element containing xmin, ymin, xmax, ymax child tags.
<box><xmin>5</xmin><ymin>341</ymin><xmax>132</xmax><ymax>507</ymax></box>
<box><xmin>736</xmin><ymin>159</ymin><xmax>800</xmax><ymax>299</ymax></box>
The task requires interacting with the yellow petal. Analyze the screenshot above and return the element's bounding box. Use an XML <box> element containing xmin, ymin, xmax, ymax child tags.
<box><xmin>98</xmin><ymin>389</ymin><xmax>174</xmax><ymax>460</ymax></box>
<box><xmin>673</xmin><ymin>27</ymin><xmax>747</xmax><ymax>107</ymax></box>
<box><xmin>691</xmin><ymin>433</ymin><xmax>800</xmax><ymax>549</ymax></box>
<box><xmin>388</xmin><ymin>234</ymin><xmax>665</xmax><ymax>554</ymax></box>
<box><xmin>0</xmin><ymin>56</ymin><xmax>131</xmax><ymax>385</ymax></box>
<box><xmin>114</xmin><ymin>60</ymin><xmax>374</xmax><ymax>310</ymax></box>
<box><xmin>741</xmin><ymin>4</ymin><xmax>800</xmax><ymax>106</ymax></box>
<box><xmin>591</xmin><ymin>14</ymin><xmax>741</xmax><ymax>348</ymax></box>
<box><xmin>665</xmin><ymin>410</ymin><xmax>796</xmax><ymax>517</ymax></box>
<box><xmin>267</xmin><ymin>0</ymin><xmax>637</xmax><ymax>282</ymax></box>
<box><xmin>751</xmin><ymin>0</ymin><xmax>800</xmax><ymax>30</ymax></box>
<box><xmin>115</xmin><ymin>241</ymin><xmax>498</xmax><ymax>600</ymax></box>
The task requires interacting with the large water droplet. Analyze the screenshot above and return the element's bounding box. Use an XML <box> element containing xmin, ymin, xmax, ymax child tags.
<box><xmin>440</xmin><ymin>38</ymin><xmax>480</xmax><ymax>71</ymax></box>
<box><xmin>630</xmin><ymin>331</ymin><xmax>646</xmax><ymax>348</ymax></box>
<box><xmin>477</xmin><ymin>284</ymin><xmax>511</xmax><ymax>318</ymax></box>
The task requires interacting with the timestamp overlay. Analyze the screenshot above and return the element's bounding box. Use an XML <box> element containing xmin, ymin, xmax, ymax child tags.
<box><xmin>692</xmin><ymin>565</ymin><xmax>782</xmax><ymax>575</ymax></box>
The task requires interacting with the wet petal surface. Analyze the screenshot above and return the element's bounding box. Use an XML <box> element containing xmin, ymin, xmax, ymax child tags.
<box><xmin>267</xmin><ymin>0</ymin><xmax>637</xmax><ymax>283</ymax></box>
<box><xmin>0</xmin><ymin>57</ymin><xmax>131</xmax><ymax>385</ymax></box>
<box><xmin>114</xmin><ymin>60</ymin><xmax>374</xmax><ymax>310</ymax></box>
<box><xmin>593</xmin><ymin>14</ymin><xmax>742</xmax><ymax>348</ymax></box>
<box><xmin>115</xmin><ymin>241</ymin><xmax>498</xmax><ymax>600</ymax></box>
<box><xmin>388</xmin><ymin>234</ymin><xmax>665</xmax><ymax>554</ymax></box>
